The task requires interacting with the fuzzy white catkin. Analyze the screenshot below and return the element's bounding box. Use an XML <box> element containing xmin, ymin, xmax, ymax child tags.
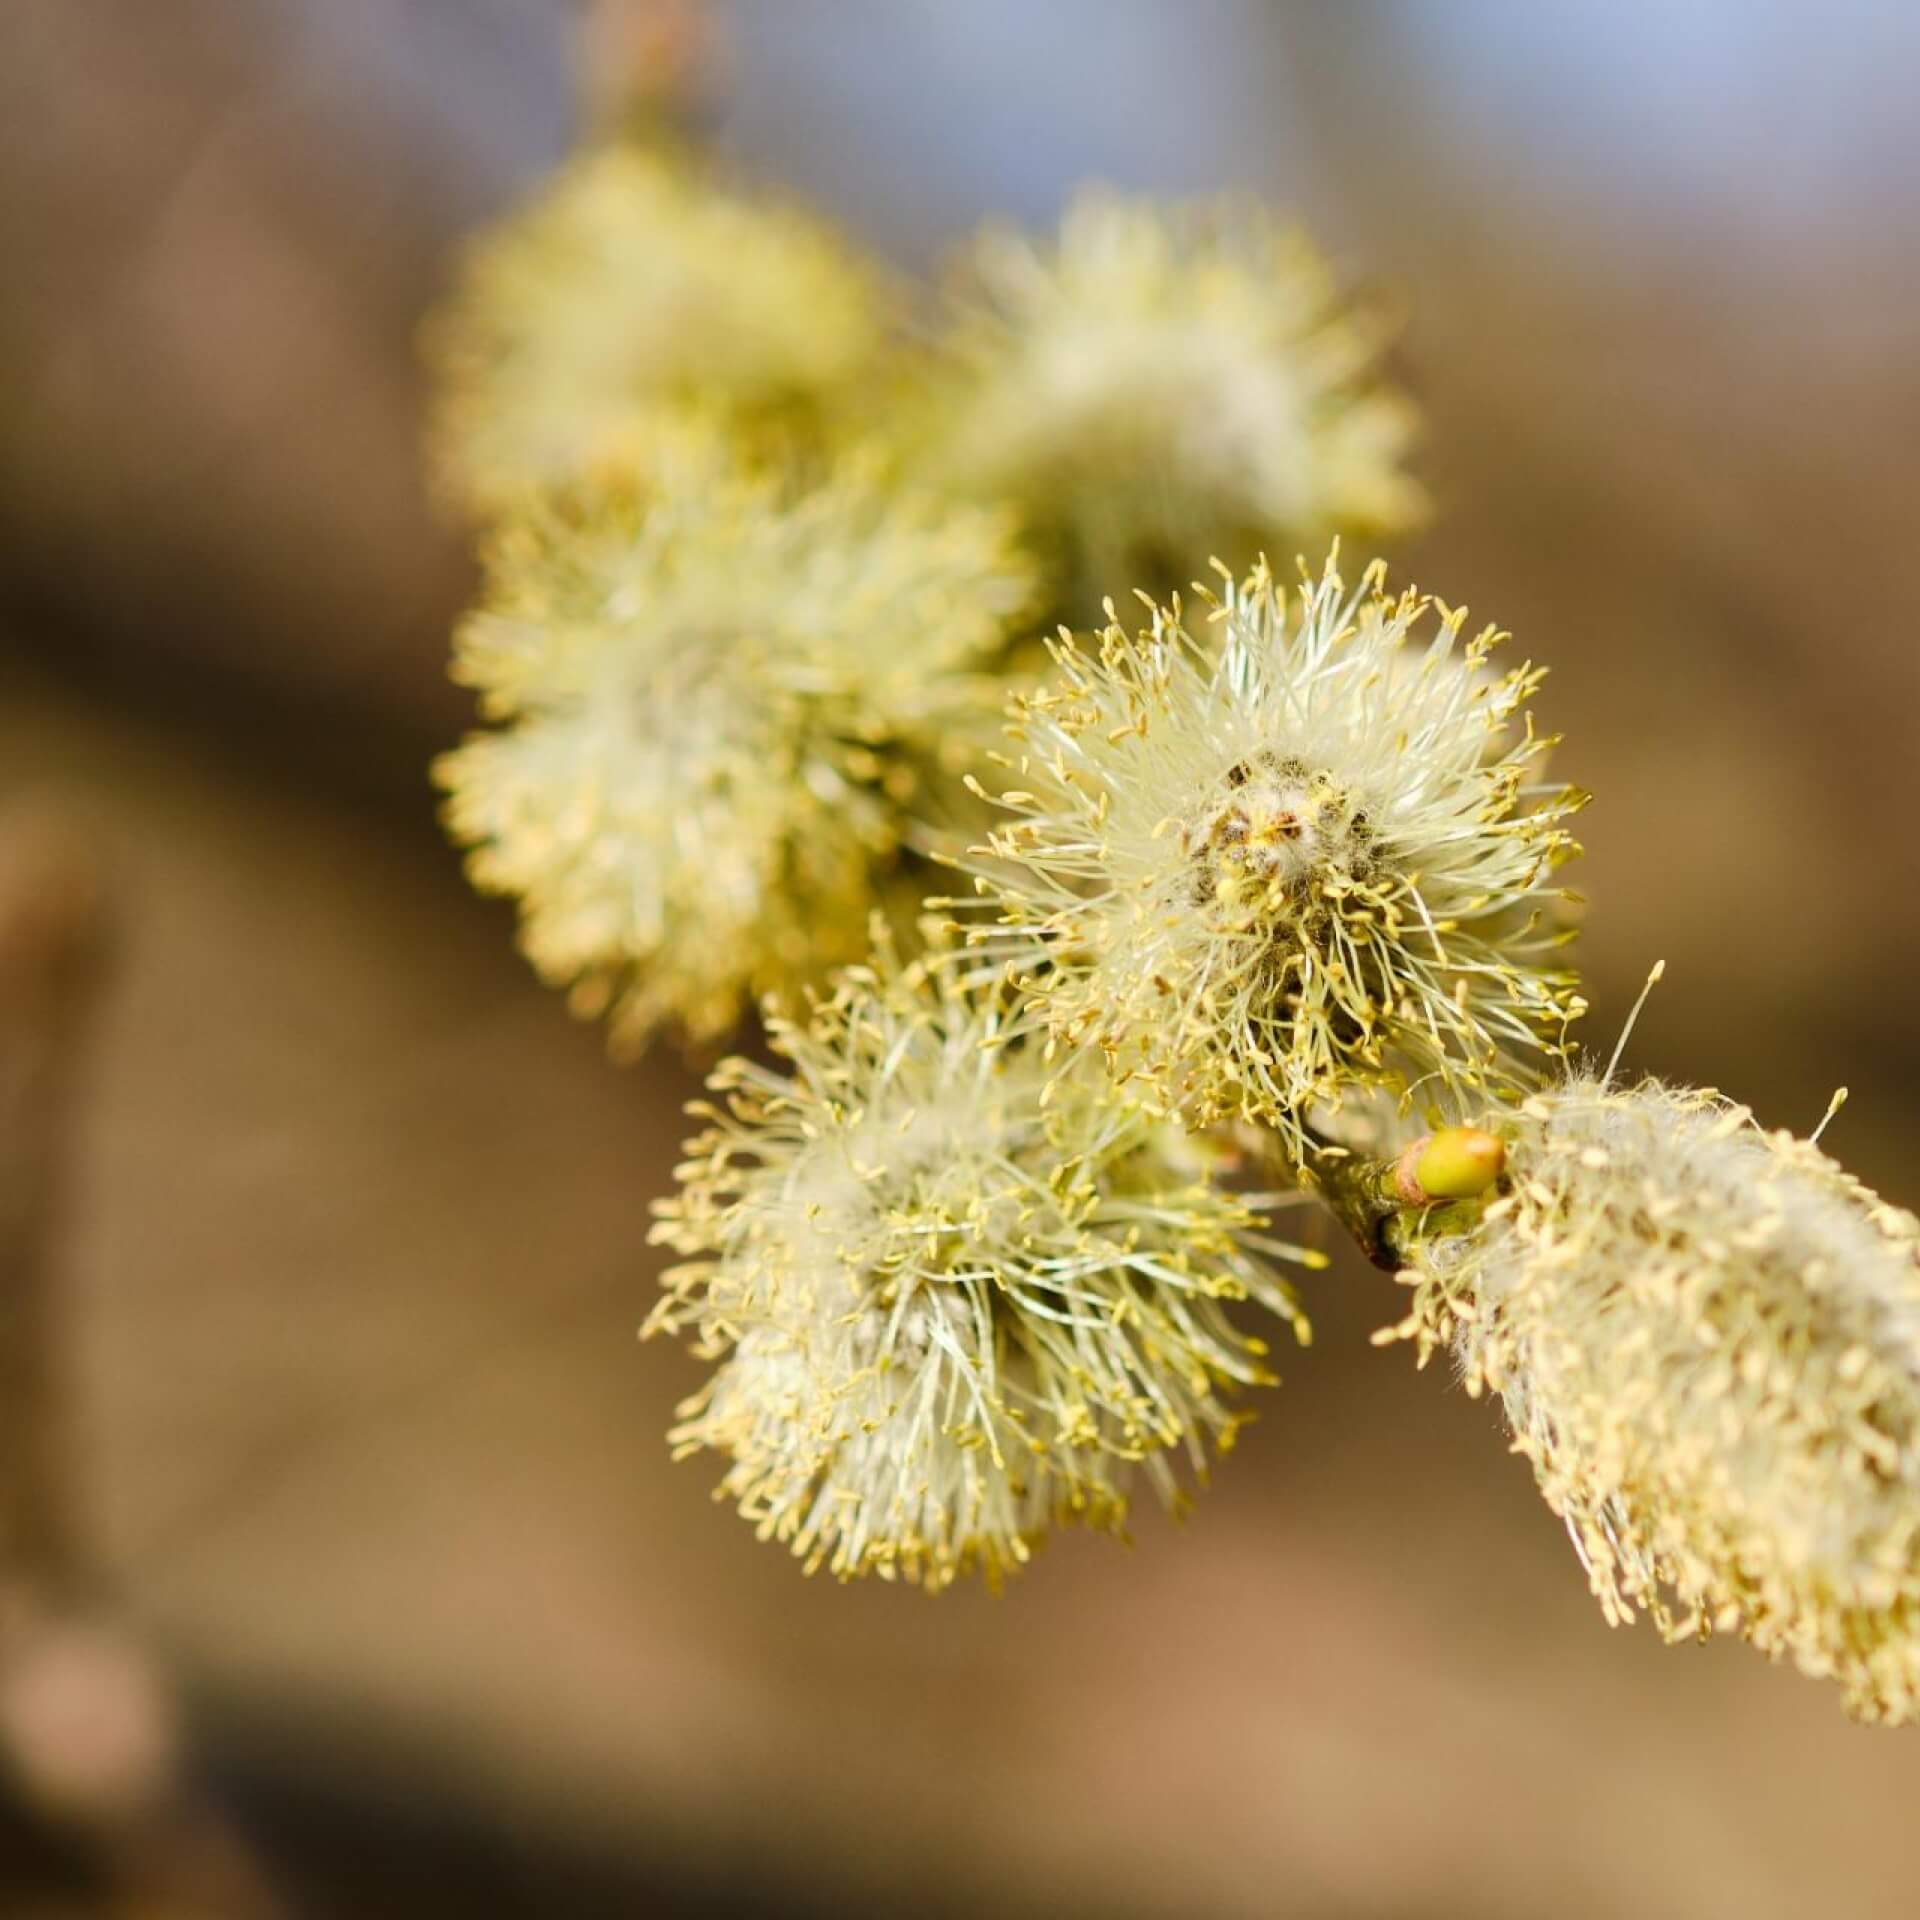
<box><xmin>919</xmin><ymin>187</ymin><xmax>1424</xmax><ymax>604</ymax></box>
<box><xmin>1392</xmin><ymin>1074</ymin><xmax>1920</xmax><ymax>1724</ymax></box>
<box><xmin>967</xmin><ymin>551</ymin><xmax>1583</xmax><ymax>1148</ymax></box>
<box><xmin>435</xmin><ymin>428</ymin><xmax>1035</xmax><ymax>1051</ymax></box>
<box><xmin>426</xmin><ymin>141</ymin><xmax>889</xmax><ymax>514</ymax></box>
<box><xmin>647</xmin><ymin>946</ymin><xmax>1319</xmax><ymax>1590</ymax></box>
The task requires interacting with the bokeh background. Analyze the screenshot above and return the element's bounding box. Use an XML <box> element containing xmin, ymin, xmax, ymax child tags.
<box><xmin>4</xmin><ymin>2</ymin><xmax>1920</xmax><ymax>1912</ymax></box>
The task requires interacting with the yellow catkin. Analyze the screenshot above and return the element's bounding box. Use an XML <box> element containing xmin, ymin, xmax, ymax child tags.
<box><xmin>915</xmin><ymin>187</ymin><xmax>1425</xmax><ymax>607</ymax></box>
<box><xmin>425</xmin><ymin>141</ymin><xmax>890</xmax><ymax>515</ymax></box>
<box><xmin>965</xmin><ymin>550</ymin><xmax>1583</xmax><ymax>1148</ymax></box>
<box><xmin>647</xmin><ymin>944</ymin><xmax>1317</xmax><ymax>1590</ymax></box>
<box><xmin>435</xmin><ymin>428</ymin><xmax>1036</xmax><ymax>1052</ymax></box>
<box><xmin>1394</xmin><ymin>1074</ymin><xmax>1920</xmax><ymax>1724</ymax></box>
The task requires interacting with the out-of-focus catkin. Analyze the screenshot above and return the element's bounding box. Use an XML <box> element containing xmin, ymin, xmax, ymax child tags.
<box><xmin>915</xmin><ymin>188</ymin><xmax>1424</xmax><ymax>609</ymax></box>
<box><xmin>426</xmin><ymin>142</ymin><xmax>889</xmax><ymax>515</ymax></box>
<box><xmin>436</xmin><ymin>429</ymin><xmax>1035</xmax><ymax>1051</ymax></box>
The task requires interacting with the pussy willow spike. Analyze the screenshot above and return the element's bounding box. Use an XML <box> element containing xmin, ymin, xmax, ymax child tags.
<box><xmin>1385</xmin><ymin>1067</ymin><xmax>1920</xmax><ymax>1725</ymax></box>
<box><xmin>962</xmin><ymin>548</ymin><xmax>1585</xmax><ymax>1151</ymax></box>
<box><xmin>435</xmin><ymin>426</ymin><xmax>1035</xmax><ymax>1052</ymax></box>
<box><xmin>425</xmin><ymin>139</ymin><xmax>890</xmax><ymax>515</ymax></box>
<box><xmin>913</xmin><ymin>186</ymin><xmax>1425</xmax><ymax>611</ymax></box>
<box><xmin>646</xmin><ymin>937</ymin><xmax>1320</xmax><ymax>1591</ymax></box>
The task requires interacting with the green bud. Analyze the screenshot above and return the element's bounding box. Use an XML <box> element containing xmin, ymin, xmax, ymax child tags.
<box><xmin>1410</xmin><ymin>1127</ymin><xmax>1505</xmax><ymax>1201</ymax></box>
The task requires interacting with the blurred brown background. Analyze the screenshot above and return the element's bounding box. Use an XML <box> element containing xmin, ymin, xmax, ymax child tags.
<box><xmin>4</xmin><ymin>2</ymin><xmax>1920</xmax><ymax>1913</ymax></box>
